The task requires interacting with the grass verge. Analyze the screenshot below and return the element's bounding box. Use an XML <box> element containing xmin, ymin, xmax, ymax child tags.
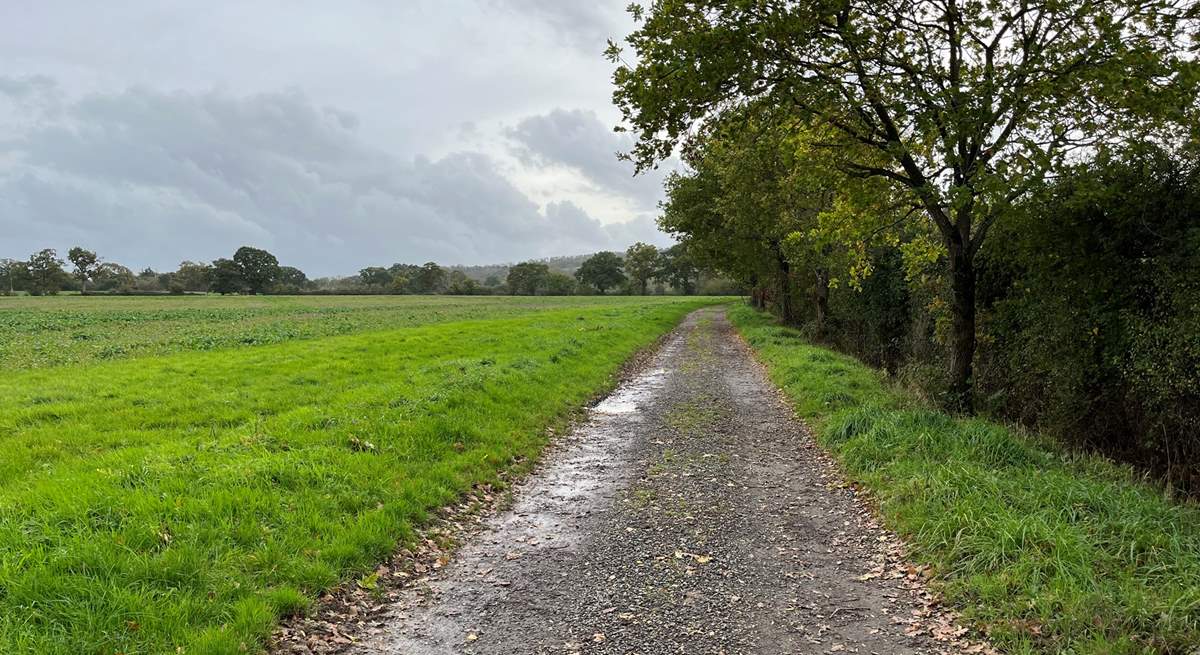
<box><xmin>728</xmin><ymin>304</ymin><xmax>1200</xmax><ymax>654</ymax></box>
<box><xmin>0</xmin><ymin>298</ymin><xmax>716</xmax><ymax>654</ymax></box>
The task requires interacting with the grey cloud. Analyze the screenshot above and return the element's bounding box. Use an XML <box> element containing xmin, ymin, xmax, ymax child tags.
<box><xmin>0</xmin><ymin>74</ymin><xmax>63</xmax><ymax>123</ymax></box>
<box><xmin>3</xmin><ymin>85</ymin><xmax>662</xmax><ymax>275</ymax></box>
<box><xmin>508</xmin><ymin>108</ymin><xmax>667</xmax><ymax>210</ymax></box>
<box><xmin>0</xmin><ymin>74</ymin><xmax>57</xmax><ymax>100</ymax></box>
<box><xmin>491</xmin><ymin>0</ymin><xmax>623</xmax><ymax>50</ymax></box>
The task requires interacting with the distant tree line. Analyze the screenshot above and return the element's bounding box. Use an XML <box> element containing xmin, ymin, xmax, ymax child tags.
<box><xmin>0</xmin><ymin>246</ymin><xmax>311</xmax><ymax>296</ymax></box>
<box><xmin>350</xmin><ymin>243</ymin><xmax>717</xmax><ymax>296</ymax></box>
<box><xmin>0</xmin><ymin>242</ymin><xmax>737</xmax><ymax>298</ymax></box>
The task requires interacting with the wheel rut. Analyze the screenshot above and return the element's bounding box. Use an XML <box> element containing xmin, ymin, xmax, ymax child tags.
<box><xmin>343</xmin><ymin>307</ymin><xmax>989</xmax><ymax>654</ymax></box>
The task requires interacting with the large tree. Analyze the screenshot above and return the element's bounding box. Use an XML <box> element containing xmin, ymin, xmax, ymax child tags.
<box><xmin>624</xmin><ymin>242</ymin><xmax>660</xmax><ymax>295</ymax></box>
<box><xmin>611</xmin><ymin>0</ymin><xmax>1198</xmax><ymax>410</ymax></box>
<box><xmin>411</xmin><ymin>262</ymin><xmax>447</xmax><ymax>294</ymax></box>
<box><xmin>277</xmin><ymin>266</ymin><xmax>309</xmax><ymax>291</ymax></box>
<box><xmin>658</xmin><ymin>243</ymin><xmax>700</xmax><ymax>296</ymax></box>
<box><xmin>544</xmin><ymin>271</ymin><xmax>578</xmax><ymax>296</ymax></box>
<box><xmin>507</xmin><ymin>261</ymin><xmax>551</xmax><ymax>295</ymax></box>
<box><xmin>93</xmin><ymin>263</ymin><xmax>135</xmax><ymax>291</ymax></box>
<box><xmin>67</xmin><ymin>247</ymin><xmax>99</xmax><ymax>294</ymax></box>
<box><xmin>232</xmin><ymin>246</ymin><xmax>280</xmax><ymax>295</ymax></box>
<box><xmin>359</xmin><ymin>267</ymin><xmax>393</xmax><ymax>288</ymax></box>
<box><xmin>663</xmin><ymin>107</ymin><xmax>882</xmax><ymax>325</ymax></box>
<box><xmin>209</xmin><ymin>258</ymin><xmax>245</xmax><ymax>295</ymax></box>
<box><xmin>0</xmin><ymin>259</ymin><xmax>26</xmax><ymax>295</ymax></box>
<box><xmin>174</xmin><ymin>261</ymin><xmax>213</xmax><ymax>292</ymax></box>
<box><xmin>575</xmin><ymin>251</ymin><xmax>626</xmax><ymax>294</ymax></box>
<box><xmin>27</xmin><ymin>249</ymin><xmax>67</xmax><ymax>295</ymax></box>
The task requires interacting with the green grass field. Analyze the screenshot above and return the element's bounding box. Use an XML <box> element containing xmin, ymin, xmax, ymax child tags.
<box><xmin>0</xmin><ymin>294</ymin><xmax>722</xmax><ymax>655</ymax></box>
<box><xmin>729</xmin><ymin>305</ymin><xmax>1200</xmax><ymax>654</ymax></box>
<box><xmin>0</xmin><ymin>294</ymin><xmax>695</xmax><ymax>370</ymax></box>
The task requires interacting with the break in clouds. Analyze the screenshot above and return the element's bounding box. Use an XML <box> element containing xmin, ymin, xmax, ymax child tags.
<box><xmin>0</xmin><ymin>1</ymin><xmax>672</xmax><ymax>277</ymax></box>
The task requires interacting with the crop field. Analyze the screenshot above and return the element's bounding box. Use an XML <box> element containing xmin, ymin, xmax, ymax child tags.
<box><xmin>0</xmin><ymin>294</ymin><xmax>722</xmax><ymax>655</ymax></box>
<box><xmin>0</xmin><ymin>294</ymin><xmax>696</xmax><ymax>370</ymax></box>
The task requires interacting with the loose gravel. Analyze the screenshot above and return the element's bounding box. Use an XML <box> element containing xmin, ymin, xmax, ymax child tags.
<box><xmin>291</xmin><ymin>308</ymin><xmax>994</xmax><ymax>655</ymax></box>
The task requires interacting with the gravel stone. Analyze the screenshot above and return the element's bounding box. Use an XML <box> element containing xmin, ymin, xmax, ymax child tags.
<box><xmin>312</xmin><ymin>308</ymin><xmax>993</xmax><ymax>654</ymax></box>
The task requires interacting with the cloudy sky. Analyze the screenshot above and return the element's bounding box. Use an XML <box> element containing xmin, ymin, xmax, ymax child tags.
<box><xmin>0</xmin><ymin>1</ymin><xmax>672</xmax><ymax>276</ymax></box>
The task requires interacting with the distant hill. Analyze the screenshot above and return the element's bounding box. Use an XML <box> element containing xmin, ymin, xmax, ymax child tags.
<box><xmin>448</xmin><ymin>253</ymin><xmax>595</xmax><ymax>282</ymax></box>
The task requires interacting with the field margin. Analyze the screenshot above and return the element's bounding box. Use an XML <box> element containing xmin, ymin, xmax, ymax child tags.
<box><xmin>727</xmin><ymin>304</ymin><xmax>1200</xmax><ymax>654</ymax></box>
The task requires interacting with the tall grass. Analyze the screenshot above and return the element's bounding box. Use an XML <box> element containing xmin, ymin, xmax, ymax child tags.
<box><xmin>729</xmin><ymin>305</ymin><xmax>1200</xmax><ymax>654</ymax></box>
<box><xmin>0</xmin><ymin>298</ymin><xmax>717</xmax><ymax>654</ymax></box>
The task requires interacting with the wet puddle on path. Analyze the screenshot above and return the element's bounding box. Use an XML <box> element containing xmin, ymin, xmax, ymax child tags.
<box><xmin>349</xmin><ymin>321</ymin><xmax>691</xmax><ymax>654</ymax></box>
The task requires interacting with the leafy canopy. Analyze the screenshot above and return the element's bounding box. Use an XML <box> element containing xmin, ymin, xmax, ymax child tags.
<box><xmin>624</xmin><ymin>242</ymin><xmax>661</xmax><ymax>294</ymax></box>
<box><xmin>575</xmin><ymin>251</ymin><xmax>626</xmax><ymax>294</ymax></box>
<box><xmin>507</xmin><ymin>261</ymin><xmax>552</xmax><ymax>295</ymax></box>
<box><xmin>611</xmin><ymin>0</ymin><xmax>1198</xmax><ymax>253</ymax></box>
<box><xmin>232</xmin><ymin>246</ymin><xmax>280</xmax><ymax>295</ymax></box>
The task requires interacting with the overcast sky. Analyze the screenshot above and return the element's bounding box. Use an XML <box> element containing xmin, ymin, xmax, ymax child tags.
<box><xmin>0</xmin><ymin>1</ymin><xmax>672</xmax><ymax>276</ymax></box>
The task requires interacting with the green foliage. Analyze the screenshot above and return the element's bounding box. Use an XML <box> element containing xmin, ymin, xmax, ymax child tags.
<box><xmin>730</xmin><ymin>305</ymin><xmax>1200</xmax><ymax>654</ymax></box>
<box><xmin>0</xmin><ymin>296</ymin><xmax>719</xmax><ymax>654</ymax></box>
<box><xmin>574</xmin><ymin>251</ymin><xmax>626</xmax><ymax>294</ymax></box>
<box><xmin>611</xmin><ymin>0</ymin><xmax>1199</xmax><ymax>409</ymax></box>
<box><xmin>446</xmin><ymin>270</ymin><xmax>480</xmax><ymax>295</ymax></box>
<box><xmin>67</xmin><ymin>247</ymin><xmax>99</xmax><ymax>292</ymax></box>
<box><xmin>409</xmin><ymin>262</ymin><xmax>447</xmax><ymax>294</ymax></box>
<box><xmin>0</xmin><ymin>258</ymin><xmax>29</xmax><ymax>295</ymax></box>
<box><xmin>232</xmin><ymin>247</ymin><xmax>280</xmax><ymax>295</ymax></box>
<box><xmin>26</xmin><ymin>249</ymin><xmax>68</xmax><ymax>296</ymax></box>
<box><xmin>542</xmin><ymin>271</ymin><xmax>576</xmax><ymax>296</ymax></box>
<box><xmin>975</xmin><ymin>146</ymin><xmax>1200</xmax><ymax>488</ymax></box>
<box><xmin>657</xmin><ymin>243</ymin><xmax>699</xmax><ymax>295</ymax></box>
<box><xmin>92</xmin><ymin>262</ymin><xmax>135</xmax><ymax>292</ymax></box>
<box><xmin>623</xmin><ymin>242</ymin><xmax>659</xmax><ymax>295</ymax></box>
<box><xmin>275</xmin><ymin>266</ymin><xmax>309</xmax><ymax>292</ymax></box>
<box><xmin>174</xmin><ymin>261</ymin><xmax>213</xmax><ymax>292</ymax></box>
<box><xmin>358</xmin><ymin>266</ymin><xmax>392</xmax><ymax>288</ymax></box>
<box><xmin>506</xmin><ymin>261</ymin><xmax>551</xmax><ymax>296</ymax></box>
<box><xmin>826</xmin><ymin>246</ymin><xmax>915</xmax><ymax>373</ymax></box>
<box><xmin>209</xmin><ymin>258</ymin><xmax>244</xmax><ymax>295</ymax></box>
<box><xmin>660</xmin><ymin>105</ymin><xmax>887</xmax><ymax>324</ymax></box>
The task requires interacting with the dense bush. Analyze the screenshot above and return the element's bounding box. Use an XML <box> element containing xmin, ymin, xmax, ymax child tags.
<box><xmin>798</xmin><ymin>147</ymin><xmax>1200</xmax><ymax>489</ymax></box>
<box><xmin>976</xmin><ymin>147</ymin><xmax>1200</xmax><ymax>488</ymax></box>
<box><xmin>824</xmin><ymin>247</ymin><xmax>914</xmax><ymax>374</ymax></box>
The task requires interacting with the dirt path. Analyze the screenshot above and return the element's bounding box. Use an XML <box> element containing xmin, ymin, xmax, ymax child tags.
<box><xmin>346</xmin><ymin>308</ymin><xmax>987</xmax><ymax>654</ymax></box>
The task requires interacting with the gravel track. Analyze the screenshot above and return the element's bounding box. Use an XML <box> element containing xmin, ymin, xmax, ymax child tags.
<box><xmin>346</xmin><ymin>307</ymin><xmax>989</xmax><ymax>655</ymax></box>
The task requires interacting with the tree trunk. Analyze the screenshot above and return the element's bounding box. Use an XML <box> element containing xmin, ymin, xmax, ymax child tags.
<box><xmin>813</xmin><ymin>267</ymin><xmax>830</xmax><ymax>336</ymax></box>
<box><xmin>777</xmin><ymin>257</ymin><xmax>796</xmax><ymax>325</ymax></box>
<box><xmin>748</xmin><ymin>275</ymin><xmax>762</xmax><ymax>309</ymax></box>
<box><xmin>947</xmin><ymin>239</ymin><xmax>976</xmax><ymax>413</ymax></box>
<box><xmin>751</xmin><ymin>287</ymin><xmax>762</xmax><ymax>309</ymax></box>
